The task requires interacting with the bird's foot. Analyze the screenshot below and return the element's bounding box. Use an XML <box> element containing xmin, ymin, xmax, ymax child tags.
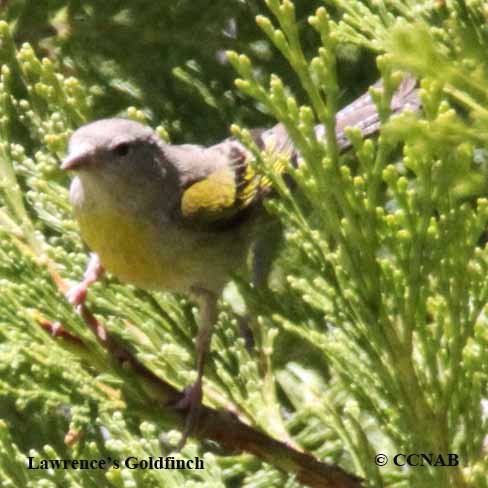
<box><xmin>66</xmin><ymin>282</ymin><xmax>88</xmax><ymax>306</ymax></box>
<box><xmin>175</xmin><ymin>378</ymin><xmax>203</xmax><ymax>449</ymax></box>
<box><xmin>66</xmin><ymin>253</ymin><xmax>104</xmax><ymax>306</ymax></box>
<box><xmin>174</xmin><ymin>288</ymin><xmax>216</xmax><ymax>449</ymax></box>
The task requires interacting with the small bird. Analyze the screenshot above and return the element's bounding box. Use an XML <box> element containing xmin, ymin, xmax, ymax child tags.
<box><xmin>62</xmin><ymin>76</ymin><xmax>420</xmax><ymax>443</ymax></box>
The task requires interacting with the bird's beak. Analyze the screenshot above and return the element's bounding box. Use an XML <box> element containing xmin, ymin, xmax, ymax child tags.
<box><xmin>61</xmin><ymin>146</ymin><xmax>93</xmax><ymax>171</ymax></box>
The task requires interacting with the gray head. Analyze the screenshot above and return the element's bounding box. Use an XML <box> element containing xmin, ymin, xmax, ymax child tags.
<box><xmin>63</xmin><ymin>118</ymin><xmax>181</xmax><ymax>214</ymax></box>
<box><xmin>62</xmin><ymin>118</ymin><xmax>166</xmax><ymax>175</ymax></box>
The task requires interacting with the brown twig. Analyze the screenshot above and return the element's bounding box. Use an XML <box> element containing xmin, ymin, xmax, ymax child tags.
<box><xmin>38</xmin><ymin>317</ymin><xmax>84</xmax><ymax>346</ymax></box>
<box><xmin>197</xmin><ymin>407</ymin><xmax>363</xmax><ymax>488</ymax></box>
<box><xmin>38</xmin><ymin>307</ymin><xmax>363</xmax><ymax>488</ymax></box>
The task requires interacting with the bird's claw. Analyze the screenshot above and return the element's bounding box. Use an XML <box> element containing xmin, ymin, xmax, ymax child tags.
<box><xmin>175</xmin><ymin>379</ymin><xmax>203</xmax><ymax>449</ymax></box>
<box><xmin>65</xmin><ymin>253</ymin><xmax>104</xmax><ymax>307</ymax></box>
<box><xmin>66</xmin><ymin>282</ymin><xmax>88</xmax><ymax>306</ymax></box>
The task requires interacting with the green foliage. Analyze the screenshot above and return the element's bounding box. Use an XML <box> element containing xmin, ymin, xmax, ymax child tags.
<box><xmin>1</xmin><ymin>1</ymin><xmax>488</xmax><ymax>487</ymax></box>
<box><xmin>4</xmin><ymin>0</ymin><xmax>331</xmax><ymax>144</ymax></box>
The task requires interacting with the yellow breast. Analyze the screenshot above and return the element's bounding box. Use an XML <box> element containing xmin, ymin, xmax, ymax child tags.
<box><xmin>70</xmin><ymin>174</ymin><xmax>251</xmax><ymax>294</ymax></box>
<box><xmin>77</xmin><ymin>207</ymin><xmax>190</xmax><ymax>291</ymax></box>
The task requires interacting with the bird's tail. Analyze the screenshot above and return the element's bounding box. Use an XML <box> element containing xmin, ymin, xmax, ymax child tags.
<box><xmin>332</xmin><ymin>74</ymin><xmax>420</xmax><ymax>151</ymax></box>
<box><xmin>260</xmin><ymin>75</ymin><xmax>420</xmax><ymax>157</ymax></box>
<box><xmin>239</xmin><ymin>75</ymin><xmax>420</xmax><ymax>205</ymax></box>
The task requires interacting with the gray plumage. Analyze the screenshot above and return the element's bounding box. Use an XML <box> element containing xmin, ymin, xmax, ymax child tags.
<box><xmin>63</xmin><ymin>76</ymin><xmax>420</xmax><ymax>295</ymax></box>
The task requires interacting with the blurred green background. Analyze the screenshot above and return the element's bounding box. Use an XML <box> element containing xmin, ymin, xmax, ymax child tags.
<box><xmin>4</xmin><ymin>0</ymin><xmax>376</xmax><ymax>143</ymax></box>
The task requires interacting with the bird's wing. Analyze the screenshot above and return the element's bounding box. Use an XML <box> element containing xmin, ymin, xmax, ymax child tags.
<box><xmin>174</xmin><ymin>140</ymin><xmax>258</xmax><ymax>229</ymax></box>
<box><xmin>175</xmin><ymin>129</ymin><xmax>293</xmax><ymax>230</ymax></box>
<box><xmin>174</xmin><ymin>76</ymin><xmax>419</xmax><ymax>230</ymax></box>
<box><xmin>179</xmin><ymin>152</ymin><xmax>251</xmax><ymax>228</ymax></box>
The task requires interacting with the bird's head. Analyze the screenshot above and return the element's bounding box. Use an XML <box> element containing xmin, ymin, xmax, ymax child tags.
<box><xmin>63</xmin><ymin>118</ymin><xmax>179</xmax><ymax>215</ymax></box>
<box><xmin>63</xmin><ymin>118</ymin><xmax>172</xmax><ymax>182</ymax></box>
<box><xmin>61</xmin><ymin>118</ymin><xmax>178</xmax><ymax>207</ymax></box>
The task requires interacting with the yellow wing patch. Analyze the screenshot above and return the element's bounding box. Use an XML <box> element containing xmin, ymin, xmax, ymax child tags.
<box><xmin>180</xmin><ymin>132</ymin><xmax>294</xmax><ymax>229</ymax></box>
<box><xmin>181</xmin><ymin>168</ymin><xmax>238</xmax><ymax>223</ymax></box>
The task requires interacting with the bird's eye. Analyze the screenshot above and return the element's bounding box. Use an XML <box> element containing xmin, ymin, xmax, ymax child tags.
<box><xmin>113</xmin><ymin>143</ymin><xmax>131</xmax><ymax>157</ymax></box>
